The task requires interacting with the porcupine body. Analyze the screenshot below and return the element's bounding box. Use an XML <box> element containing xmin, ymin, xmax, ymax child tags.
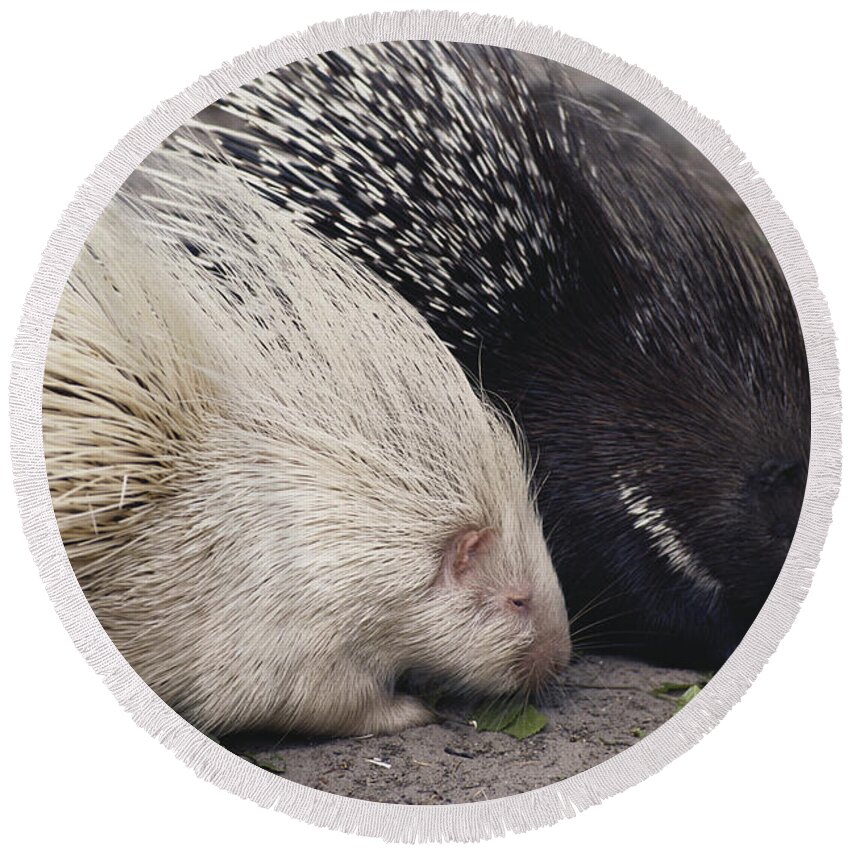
<box><xmin>172</xmin><ymin>41</ymin><xmax>810</xmax><ymax>667</ymax></box>
<box><xmin>43</xmin><ymin>157</ymin><xmax>570</xmax><ymax>737</ymax></box>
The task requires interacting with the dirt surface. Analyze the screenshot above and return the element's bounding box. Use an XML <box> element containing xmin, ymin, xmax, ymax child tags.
<box><xmin>222</xmin><ymin>655</ymin><xmax>708</xmax><ymax>804</ymax></box>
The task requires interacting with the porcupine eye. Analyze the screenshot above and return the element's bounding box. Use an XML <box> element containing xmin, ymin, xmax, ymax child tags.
<box><xmin>507</xmin><ymin>596</ymin><xmax>529</xmax><ymax>611</ymax></box>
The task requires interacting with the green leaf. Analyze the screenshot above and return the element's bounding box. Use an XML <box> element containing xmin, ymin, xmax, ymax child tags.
<box><xmin>243</xmin><ymin>752</ymin><xmax>287</xmax><ymax>774</ymax></box>
<box><xmin>501</xmin><ymin>705</ymin><xmax>548</xmax><ymax>739</ymax></box>
<box><xmin>650</xmin><ymin>681</ymin><xmax>703</xmax><ymax>710</ymax></box>
<box><xmin>472</xmin><ymin>702</ymin><xmax>548</xmax><ymax>739</ymax></box>
<box><xmin>473</xmin><ymin>701</ymin><xmax>523</xmax><ymax>733</ymax></box>
<box><xmin>675</xmin><ymin>684</ymin><xmax>702</xmax><ymax>710</ymax></box>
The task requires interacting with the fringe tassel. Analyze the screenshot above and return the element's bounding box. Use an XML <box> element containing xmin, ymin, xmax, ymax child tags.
<box><xmin>8</xmin><ymin>9</ymin><xmax>841</xmax><ymax>843</ymax></box>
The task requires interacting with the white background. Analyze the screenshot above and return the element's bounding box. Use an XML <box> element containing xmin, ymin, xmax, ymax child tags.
<box><xmin>2</xmin><ymin>1</ymin><xmax>847</xmax><ymax>847</ymax></box>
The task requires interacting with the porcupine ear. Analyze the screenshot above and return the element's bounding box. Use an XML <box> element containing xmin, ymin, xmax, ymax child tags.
<box><xmin>439</xmin><ymin>529</ymin><xmax>496</xmax><ymax>585</ymax></box>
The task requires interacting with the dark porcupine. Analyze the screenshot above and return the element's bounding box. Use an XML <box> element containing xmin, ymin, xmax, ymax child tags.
<box><xmin>171</xmin><ymin>41</ymin><xmax>809</xmax><ymax>668</ymax></box>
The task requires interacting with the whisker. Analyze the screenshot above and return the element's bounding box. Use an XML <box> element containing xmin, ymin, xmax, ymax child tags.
<box><xmin>567</xmin><ymin>574</ymin><xmax>631</xmax><ymax>624</ymax></box>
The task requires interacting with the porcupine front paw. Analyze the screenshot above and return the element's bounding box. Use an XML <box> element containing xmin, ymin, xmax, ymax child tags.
<box><xmin>359</xmin><ymin>694</ymin><xmax>435</xmax><ymax>735</ymax></box>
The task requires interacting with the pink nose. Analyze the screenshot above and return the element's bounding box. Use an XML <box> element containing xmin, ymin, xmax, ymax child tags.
<box><xmin>525</xmin><ymin>630</ymin><xmax>572</xmax><ymax>692</ymax></box>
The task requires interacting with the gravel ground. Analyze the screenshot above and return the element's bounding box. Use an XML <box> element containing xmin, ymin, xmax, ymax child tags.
<box><xmin>222</xmin><ymin>655</ymin><xmax>708</xmax><ymax>804</ymax></box>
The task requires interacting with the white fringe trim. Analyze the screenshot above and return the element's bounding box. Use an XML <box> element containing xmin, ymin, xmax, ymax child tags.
<box><xmin>8</xmin><ymin>9</ymin><xmax>841</xmax><ymax>843</ymax></box>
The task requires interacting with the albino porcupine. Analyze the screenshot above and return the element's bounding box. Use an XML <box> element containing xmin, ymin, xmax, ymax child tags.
<box><xmin>170</xmin><ymin>40</ymin><xmax>810</xmax><ymax>667</ymax></box>
<box><xmin>43</xmin><ymin>156</ymin><xmax>570</xmax><ymax>737</ymax></box>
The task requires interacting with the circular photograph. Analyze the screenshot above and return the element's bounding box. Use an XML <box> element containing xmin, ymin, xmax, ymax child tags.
<box><xmin>42</xmin><ymin>40</ymin><xmax>809</xmax><ymax>805</ymax></box>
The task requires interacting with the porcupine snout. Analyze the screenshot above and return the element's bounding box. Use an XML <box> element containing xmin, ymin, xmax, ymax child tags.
<box><xmin>523</xmin><ymin>629</ymin><xmax>572</xmax><ymax>695</ymax></box>
<box><xmin>749</xmin><ymin>456</ymin><xmax>807</xmax><ymax>543</ymax></box>
<box><xmin>518</xmin><ymin>586</ymin><xmax>572</xmax><ymax>695</ymax></box>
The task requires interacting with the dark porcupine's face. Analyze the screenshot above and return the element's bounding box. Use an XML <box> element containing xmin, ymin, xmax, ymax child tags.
<box><xmin>501</xmin><ymin>198</ymin><xmax>811</xmax><ymax>669</ymax></box>
<box><xmin>482</xmin><ymin>81</ymin><xmax>813</xmax><ymax>668</ymax></box>
<box><xmin>507</xmin><ymin>325</ymin><xmax>808</xmax><ymax>668</ymax></box>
